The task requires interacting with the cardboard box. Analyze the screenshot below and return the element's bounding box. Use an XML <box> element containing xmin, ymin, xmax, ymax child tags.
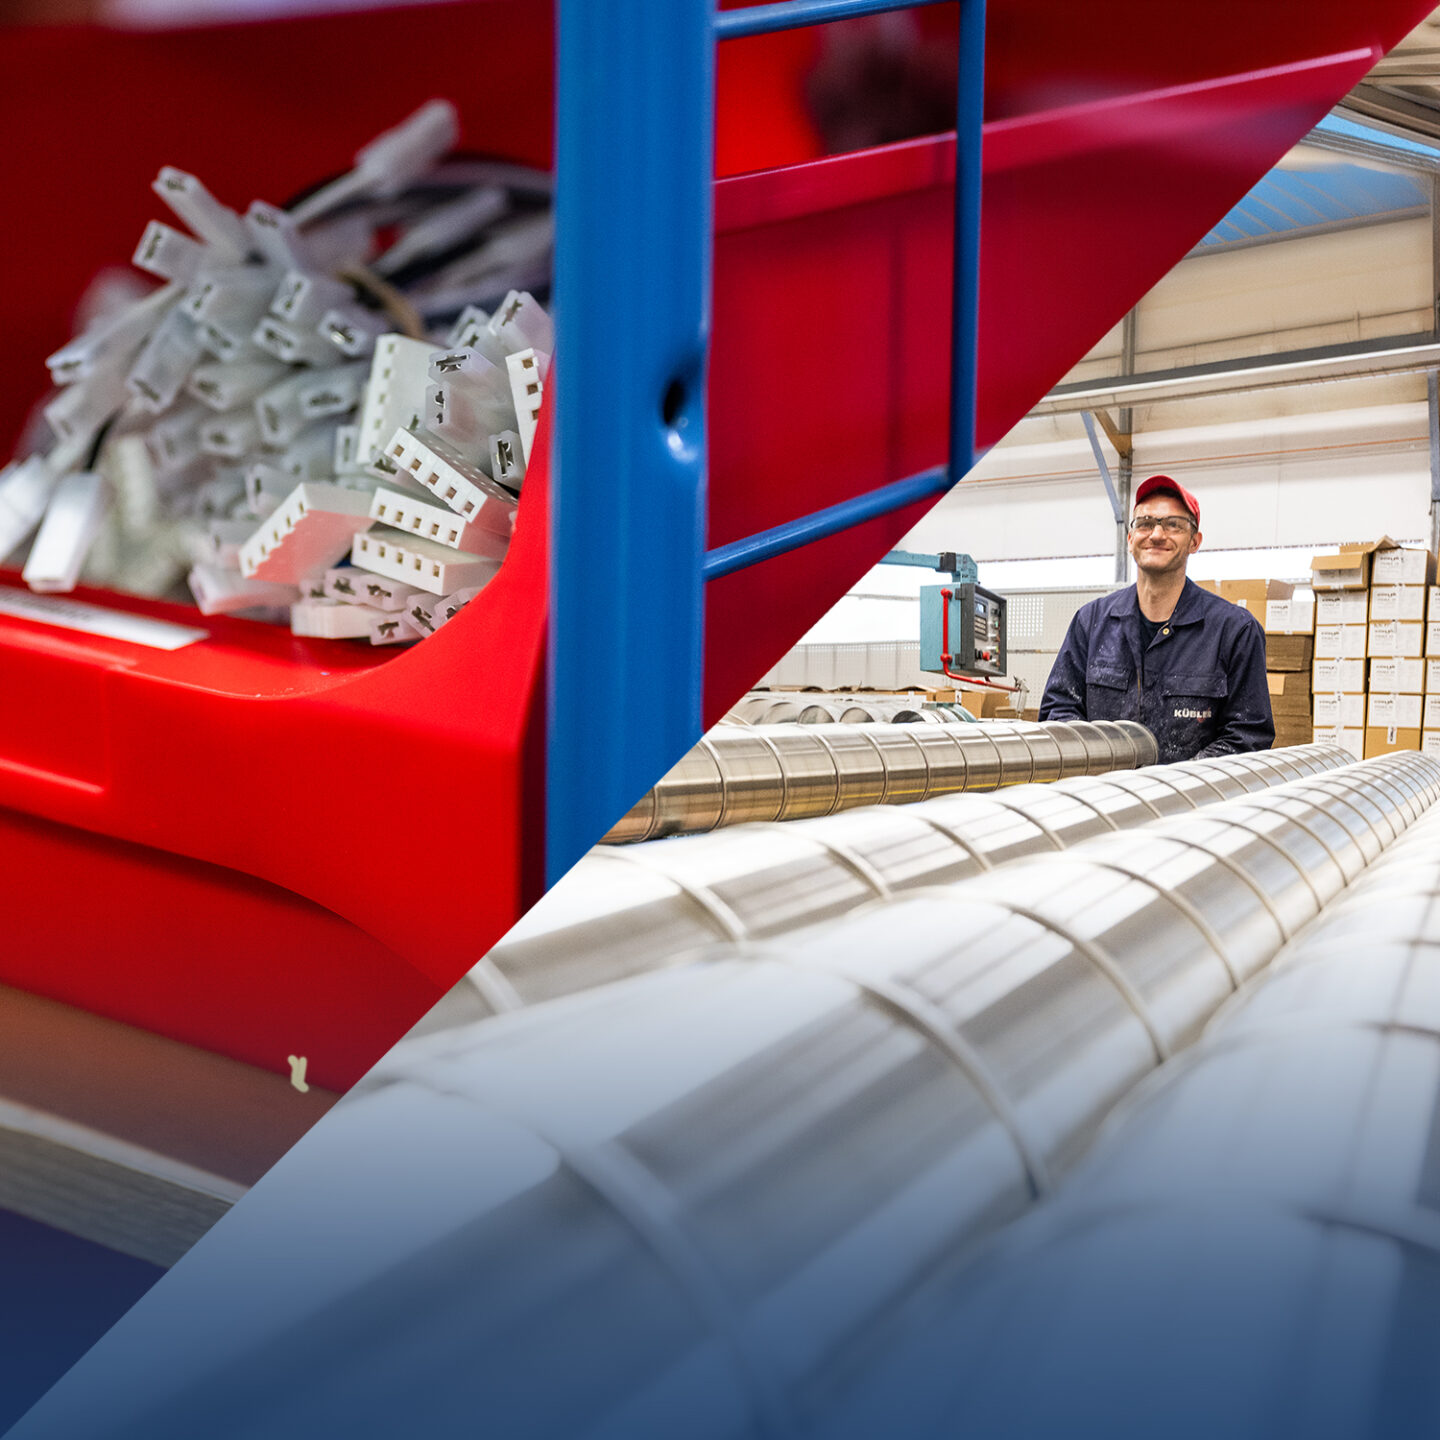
<box><xmin>1273</xmin><ymin>721</ymin><xmax>1315</xmax><ymax>746</ymax></box>
<box><xmin>1367</xmin><ymin>585</ymin><xmax>1428</xmax><ymax>623</ymax></box>
<box><xmin>1268</xmin><ymin>669</ymin><xmax>1310</xmax><ymax>720</ymax></box>
<box><xmin>1264</xmin><ymin>597</ymin><xmax>1314</xmax><ymax>635</ymax></box>
<box><xmin>1369</xmin><ymin>657</ymin><xmax>1425</xmax><ymax>693</ymax></box>
<box><xmin>1314</xmin><ymin>693</ymin><xmax>1365</xmax><ymax>728</ymax></box>
<box><xmin>1368</xmin><ymin>620</ymin><xmax>1424</xmax><ymax>658</ymax></box>
<box><xmin>1312</xmin><ymin>545</ymin><xmax>1373</xmax><ymax>591</ymax></box>
<box><xmin>1426</xmin><ymin>694</ymin><xmax>1440</xmax><ymax>731</ymax></box>
<box><xmin>1368</xmin><ymin>692</ymin><xmax>1423</xmax><ymax>729</ymax></box>
<box><xmin>1424</xmin><ymin>730</ymin><xmax>1440</xmax><ymax>758</ymax></box>
<box><xmin>1371</xmin><ymin>546</ymin><xmax>1435</xmax><ymax>586</ymax></box>
<box><xmin>1315</xmin><ymin>591</ymin><xmax>1369</xmax><ymax>626</ymax></box>
<box><xmin>1428</xmin><ymin>657</ymin><xmax>1440</xmax><ymax>692</ymax></box>
<box><xmin>1214</xmin><ymin>578</ymin><xmax>1293</xmax><ymax>611</ymax></box>
<box><xmin>1265</xmin><ymin>634</ymin><xmax>1314</xmax><ymax>672</ymax></box>
<box><xmin>1313</xmin><ymin>625</ymin><xmax>1367</xmax><ymax>660</ymax></box>
<box><xmin>1429</xmin><ymin>620</ymin><xmax>1440</xmax><ymax>657</ymax></box>
<box><xmin>1313</xmin><ymin>658</ymin><xmax>1365</xmax><ymax>693</ymax></box>
<box><xmin>1364</xmin><ymin>725</ymin><xmax>1422</xmax><ymax>757</ymax></box>
<box><xmin>1313</xmin><ymin>725</ymin><xmax>1364</xmax><ymax>760</ymax></box>
<box><xmin>1267</xmin><ymin>671</ymin><xmax>1311</xmax><ymax>698</ymax></box>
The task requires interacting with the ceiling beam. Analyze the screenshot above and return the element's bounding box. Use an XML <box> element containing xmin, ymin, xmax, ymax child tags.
<box><xmin>1033</xmin><ymin>332</ymin><xmax>1440</xmax><ymax>415</ymax></box>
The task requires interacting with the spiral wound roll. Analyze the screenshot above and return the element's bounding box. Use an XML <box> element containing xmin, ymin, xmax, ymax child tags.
<box><xmin>602</xmin><ymin>718</ymin><xmax>1159</xmax><ymax>843</ymax></box>
<box><xmin>134</xmin><ymin>753</ymin><xmax>1439</xmax><ymax>1440</ymax></box>
<box><xmin>871</xmin><ymin>758</ymin><xmax>1440</xmax><ymax>1440</ymax></box>
<box><xmin>428</xmin><ymin>743</ymin><xmax>1352</xmax><ymax>1027</ymax></box>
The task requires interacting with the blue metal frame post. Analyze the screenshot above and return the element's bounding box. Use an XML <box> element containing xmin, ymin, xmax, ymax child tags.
<box><xmin>549</xmin><ymin>0</ymin><xmax>985</xmax><ymax>885</ymax></box>
<box><xmin>549</xmin><ymin>0</ymin><xmax>715</xmax><ymax>884</ymax></box>
<box><xmin>951</xmin><ymin>0</ymin><xmax>985</xmax><ymax>481</ymax></box>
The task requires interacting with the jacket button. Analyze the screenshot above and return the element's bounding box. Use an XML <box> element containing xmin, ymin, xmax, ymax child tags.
<box><xmin>1162</xmin><ymin>627</ymin><xmax>1170</xmax><ymax>635</ymax></box>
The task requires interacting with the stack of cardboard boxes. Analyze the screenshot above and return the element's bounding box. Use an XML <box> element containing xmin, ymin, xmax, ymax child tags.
<box><xmin>1310</xmin><ymin>538</ymin><xmax>1436</xmax><ymax>760</ymax></box>
<box><xmin>1198</xmin><ymin>579</ymin><xmax>1315</xmax><ymax>749</ymax></box>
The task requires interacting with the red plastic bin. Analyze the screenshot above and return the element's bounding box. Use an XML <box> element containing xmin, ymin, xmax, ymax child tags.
<box><xmin>0</xmin><ymin>1</ymin><xmax>1422</xmax><ymax>1089</ymax></box>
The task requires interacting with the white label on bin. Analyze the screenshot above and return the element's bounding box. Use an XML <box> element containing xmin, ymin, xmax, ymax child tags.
<box><xmin>0</xmin><ymin>587</ymin><xmax>207</xmax><ymax>650</ymax></box>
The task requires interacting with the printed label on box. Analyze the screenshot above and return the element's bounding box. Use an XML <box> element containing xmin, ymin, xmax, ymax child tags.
<box><xmin>1369</xmin><ymin>620</ymin><xmax>1424</xmax><ymax>657</ymax></box>
<box><xmin>1315</xmin><ymin>591</ymin><xmax>1368</xmax><ymax>626</ymax></box>
<box><xmin>1313</xmin><ymin>658</ymin><xmax>1364</xmax><ymax>692</ymax></box>
<box><xmin>1314</xmin><ymin>693</ymin><xmax>1365</xmax><ymax>727</ymax></box>
<box><xmin>1369</xmin><ymin>657</ymin><xmax>1424</xmax><ymax>692</ymax></box>
<box><xmin>1368</xmin><ymin>692</ymin><xmax>1423</xmax><ymax>729</ymax></box>
<box><xmin>1368</xmin><ymin>585</ymin><xmax>1427</xmax><ymax>622</ymax></box>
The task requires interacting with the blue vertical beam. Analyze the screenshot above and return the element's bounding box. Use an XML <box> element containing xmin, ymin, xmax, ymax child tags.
<box><xmin>950</xmin><ymin>0</ymin><xmax>986</xmax><ymax>482</ymax></box>
<box><xmin>549</xmin><ymin>0</ymin><xmax>714</xmax><ymax>885</ymax></box>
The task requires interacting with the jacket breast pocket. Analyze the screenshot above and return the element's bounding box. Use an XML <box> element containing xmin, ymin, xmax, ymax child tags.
<box><xmin>1162</xmin><ymin>671</ymin><xmax>1227</xmax><ymax>729</ymax></box>
<box><xmin>1084</xmin><ymin>662</ymin><xmax>1130</xmax><ymax>721</ymax></box>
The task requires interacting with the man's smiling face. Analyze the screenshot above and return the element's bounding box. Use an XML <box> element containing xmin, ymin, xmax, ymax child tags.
<box><xmin>1128</xmin><ymin>490</ymin><xmax>1201</xmax><ymax>578</ymax></box>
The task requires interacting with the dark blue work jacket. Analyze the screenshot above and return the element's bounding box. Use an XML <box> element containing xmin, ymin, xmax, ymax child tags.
<box><xmin>1039</xmin><ymin>578</ymin><xmax>1274</xmax><ymax>763</ymax></box>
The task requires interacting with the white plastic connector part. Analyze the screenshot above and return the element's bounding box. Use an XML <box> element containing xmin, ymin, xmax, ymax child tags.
<box><xmin>404</xmin><ymin>593</ymin><xmax>438</xmax><ymax>635</ymax></box>
<box><xmin>488</xmin><ymin>290</ymin><xmax>554</xmax><ymax>356</ymax></box>
<box><xmin>445</xmin><ymin>306</ymin><xmax>491</xmax><ymax>353</ymax></box>
<box><xmin>278</xmin><ymin>421</ymin><xmax>345</xmax><ymax>481</ymax></box>
<box><xmin>322</xmin><ymin>566</ymin><xmax>419</xmax><ymax>611</ymax></box>
<box><xmin>46</xmin><ymin>282</ymin><xmax>182</xmax><ymax>387</ymax></box>
<box><xmin>126</xmin><ymin>307</ymin><xmax>205</xmax><ymax>412</ymax></box>
<box><xmin>333</xmin><ymin>424</ymin><xmax>365</xmax><ymax>476</ymax></box>
<box><xmin>350</xmin><ymin>527</ymin><xmax>500</xmax><ymax>597</ymax></box>
<box><xmin>244</xmin><ymin>202</ymin><xmax>316</xmax><ymax>274</ymax></box>
<box><xmin>43</xmin><ymin>366</ymin><xmax>128</xmax><ymax>460</ymax></box>
<box><xmin>368</xmin><ymin>610</ymin><xmax>422</xmax><ymax>645</ymax></box>
<box><xmin>244</xmin><ymin>462</ymin><xmax>294</xmax><ymax>520</ymax></box>
<box><xmin>272</xmin><ymin>270</ymin><xmax>351</xmax><ymax>328</ymax></box>
<box><xmin>239</xmin><ymin>482</ymin><xmax>375</xmax><ymax>583</ymax></box>
<box><xmin>288</xmin><ymin>100</ymin><xmax>460</xmax><ymax>226</ymax></box>
<box><xmin>297</xmin><ymin>363</ymin><xmax>366</xmax><ymax>420</ymax></box>
<box><xmin>289</xmin><ymin>600</ymin><xmax>375</xmax><ymax>640</ymax></box>
<box><xmin>190</xmin><ymin>517</ymin><xmax>255</xmax><ymax>568</ymax></box>
<box><xmin>145</xmin><ymin>401</ymin><xmax>208</xmax><ymax>475</ymax></box>
<box><xmin>199</xmin><ymin>409</ymin><xmax>261</xmax><ymax>459</ymax></box>
<box><xmin>433</xmin><ymin>584</ymin><xmax>483</xmax><ymax>627</ymax></box>
<box><xmin>182</xmin><ymin>263</ymin><xmax>277</xmax><ymax>325</ymax></box>
<box><xmin>152</xmin><ymin>168</ymin><xmax>252</xmax><ymax>262</ymax></box>
<box><xmin>368</xmin><ymin>487</ymin><xmax>508</xmax><ymax>558</ymax></box>
<box><xmin>427</xmin><ymin>348</ymin><xmax>515</xmax><ymax>455</ymax></box>
<box><xmin>23</xmin><ymin>471</ymin><xmax>108</xmax><ymax>593</ymax></box>
<box><xmin>253</xmin><ymin>367</ymin><xmax>359</xmax><ymax>448</ymax></box>
<box><xmin>132</xmin><ymin>221</ymin><xmax>206</xmax><ymax>284</ymax></box>
<box><xmin>187</xmin><ymin>357</ymin><xmax>289</xmax><ymax>411</ymax></box>
<box><xmin>318</xmin><ymin>305</ymin><xmax>389</xmax><ymax>360</ymax></box>
<box><xmin>488</xmin><ymin>430</ymin><xmax>526</xmax><ymax>490</ymax></box>
<box><xmin>194</xmin><ymin>469</ymin><xmax>246</xmax><ymax>518</ymax></box>
<box><xmin>356</xmin><ymin>335</ymin><xmax>435</xmax><ymax>471</ymax></box>
<box><xmin>0</xmin><ymin>456</ymin><xmax>60</xmax><ymax>560</ymax></box>
<box><xmin>505</xmin><ymin>348</ymin><xmax>548</xmax><ymax>462</ymax></box>
<box><xmin>373</xmin><ymin>186</ymin><xmax>507</xmax><ymax>276</ymax></box>
<box><xmin>252</xmin><ymin>313</ymin><xmax>339</xmax><ymax>367</ymax></box>
<box><xmin>382</xmin><ymin>426</ymin><xmax>516</xmax><ymax>530</ymax></box>
<box><xmin>187</xmin><ymin>563</ymin><xmax>298</xmax><ymax>616</ymax></box>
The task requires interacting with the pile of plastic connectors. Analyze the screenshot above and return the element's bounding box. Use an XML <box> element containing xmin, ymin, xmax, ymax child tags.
<box><xmin>0</xmin><ymin>99</ymin><xmax>553</xmax><ymax>646</ymax></box>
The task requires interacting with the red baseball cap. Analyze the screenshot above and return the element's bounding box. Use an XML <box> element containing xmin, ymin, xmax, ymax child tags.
<box><xmin>1134</xmin><ymin>474</ymin><xmax>1200</xmax><ymax>527</ymax></box>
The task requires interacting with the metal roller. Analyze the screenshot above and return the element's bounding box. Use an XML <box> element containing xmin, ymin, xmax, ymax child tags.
<box><xmin>74</xmin><ymin>755</ymin><xmax>1437</xmax><ymax>1440</ymax></box>
<box><xmin>604</xmin><ymin>718</ymin><xmax>1160</xmax><ymax>843</ymax></box>
<box><xmin>425</xmin><ymin>744</ymin><xmax>1352</xmax><ymax>1031</ymax></box>
<box><xmin>858</xmin><ymin>771</ymin><xmax>1440</xmax><ymax>1440</ymax></box>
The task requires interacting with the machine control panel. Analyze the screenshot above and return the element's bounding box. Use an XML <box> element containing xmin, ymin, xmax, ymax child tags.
<box><xmin>919</xmin><ymin>582</ymin><xmax>1008</xmax><ymax>677</ymax></box>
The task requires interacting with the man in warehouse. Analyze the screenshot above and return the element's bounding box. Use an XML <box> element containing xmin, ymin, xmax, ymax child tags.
<box><xmin>1039</xmin><ymin>476</ymin><xmax>1274</xmax><ymax>762</ymax></box>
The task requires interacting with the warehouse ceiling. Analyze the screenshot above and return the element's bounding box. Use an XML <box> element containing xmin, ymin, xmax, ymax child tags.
<box><xmin>1345</xmin><ymin>5</ymin><xmax>1440</xmax><ymax>139</ymax></box>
